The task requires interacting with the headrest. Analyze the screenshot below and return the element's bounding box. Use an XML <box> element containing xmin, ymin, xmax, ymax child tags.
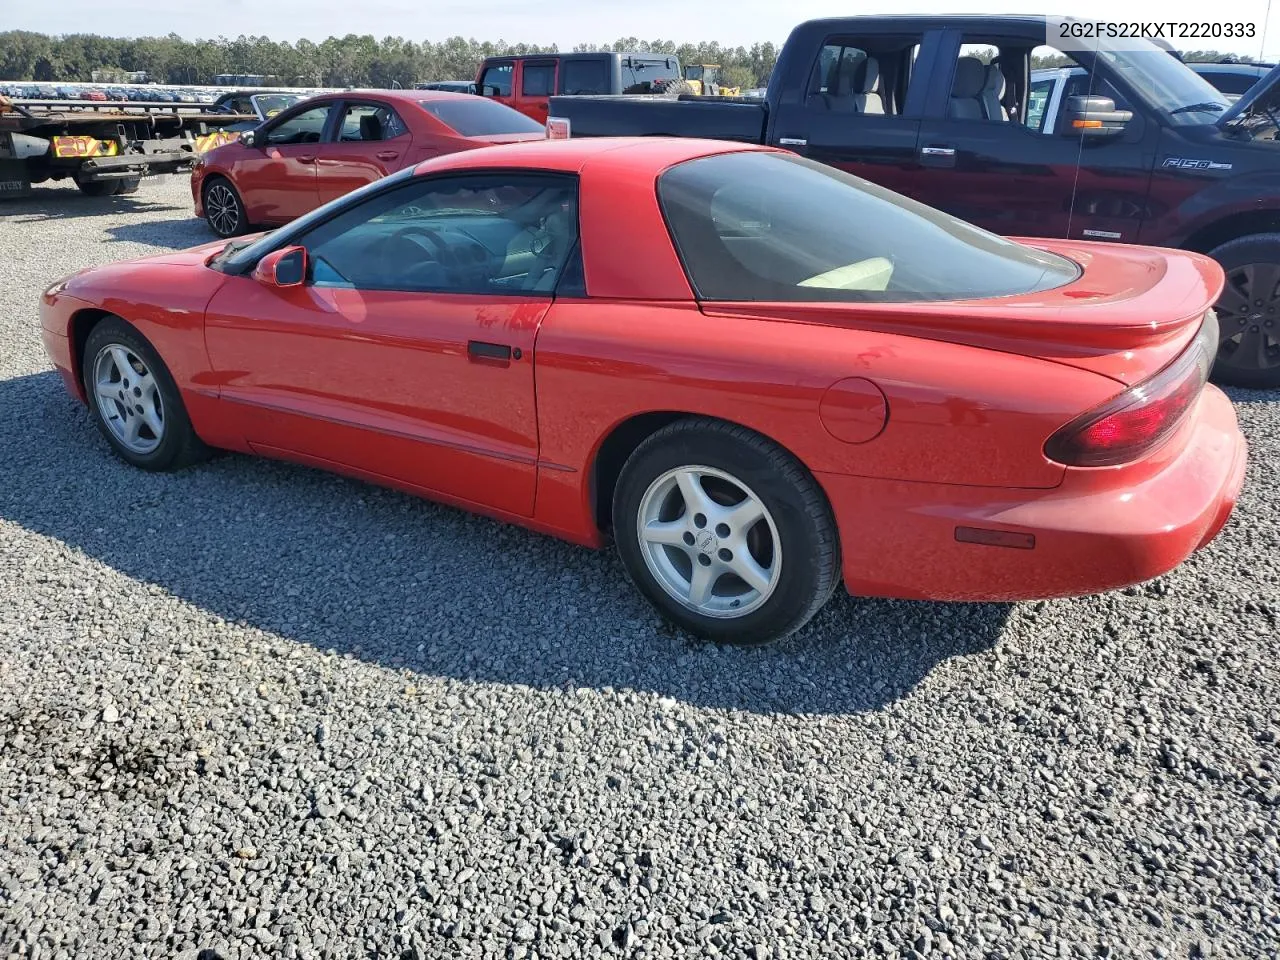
<box><xmin>951</xmin><ymin>56</ymin><xmax>986</xmax><ymax>98</ymax></box>
<box><xmin>982</xmin><ymin>63</ymin><xmax>1005</xmax><ymax>97</ymax></box>
<box><xmin>856</xmin><ymin>57</ymin><xmax>880</xmax><ymax>94</ymax></box>
<box><xmin>359</xmin><ymin>114</ymin><xmax>381</xmax><ymax>140</ymax></box>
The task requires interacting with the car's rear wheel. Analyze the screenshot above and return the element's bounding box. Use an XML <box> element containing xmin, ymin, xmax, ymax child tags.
<box><xmin>1208</xmin><ymin>233</ymin><xmax>1280</xmax><ymax>389</ymax></box>
<box><xmin>203</xmin><ymin>176</ymin><xmax>247</xmax><ymax>238</ymax></box>
<box><xmin>83</xmin><ymin>317</ymin><xmax>209</xmax><ymax>471</ymax></box>
<box><xmin>613</xmin><ymin>419</ymin><xmax>840</xmax><ymax>645</ymax></box>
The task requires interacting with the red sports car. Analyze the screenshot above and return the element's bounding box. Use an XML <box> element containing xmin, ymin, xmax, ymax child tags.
<box><xmin>43</xmin><ymin>138</ymin><xmax>1246</xmax><ymax>645</ymax></box>
<box><xmin>191</xmin><ymin>89</ymin><xmax>546</xmax><ymax>238</ymax></box>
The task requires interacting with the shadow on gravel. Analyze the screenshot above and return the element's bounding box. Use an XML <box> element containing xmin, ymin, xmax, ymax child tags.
<box><xmin>104</xmin><ymin>218</ymin><xmax>210</xmax><ymax>249</ymax></box>
<box><xmin>1</xmin><ymin>370</ymin><xmax>1010</xmax><ymax>716</ymax></box>
<box><xmin>0</xmin><ymin>184</ymin><xmax>186</xmax><ymax>224</ymax></box>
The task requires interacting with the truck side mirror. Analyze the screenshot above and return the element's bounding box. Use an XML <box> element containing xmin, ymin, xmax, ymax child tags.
<box><xmin>1060</xmin><ymin>95</ymin><xmax>1131</xmax><ymax>139</ymax></box>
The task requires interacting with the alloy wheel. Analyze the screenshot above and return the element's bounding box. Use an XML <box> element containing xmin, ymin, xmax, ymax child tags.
<box><xmin>1214</xmin><ymin>262</ymin><xmax>1280</xmax><ymax>375</ymax></box>
<box><xmin>205</xmin><ymin>182</ymin><xmax>241</xmax><ymax>236</ymax></box>
<box><xmin>636</xmin><ymin>465</ymin><xmax>781</xmax><ymax>618</ymax></box>
<box><xmin>92</xmin><ymin>343</ymin><xmax>164</xmax><ymax>455</ymax></box>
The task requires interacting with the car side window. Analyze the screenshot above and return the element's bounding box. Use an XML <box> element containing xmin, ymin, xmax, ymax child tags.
<box><xmin>336</xmin><ymin>104</ymin><xmax>409</xmax><ymax>142</ymax></box>
<box><xmin>522</xmin><ymin>63</ymin><xmax>556</xmax><ymax>96</ymax></box>
<box><xmin>479</xmin><ymin>63</ymin><xmax>514</xmax><ymax>97</ymax></box>
<box><xmin>295</xmin><ymin>174</ymin><xmax>581</xmax><ymax>296</ymax></box>
<box><xmin>561</xmin><ymin>59</ymin><xmax>609</xmax><ymax>95</ymax></box>
<box><xmin>266</xmin><ymin>105</ymin><xmax>331</xmax><ymax>145</ymax></box>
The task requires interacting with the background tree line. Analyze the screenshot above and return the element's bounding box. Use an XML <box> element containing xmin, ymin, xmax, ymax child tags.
<box><xmin>0</xmin><ymin>31</ymin><xmax>778</xmax><ymax>88</ymax></box>
<box><xmin>0</xmin><ymin>29</ymin><xmax>1261</xmax><ymax>89</ymax></box>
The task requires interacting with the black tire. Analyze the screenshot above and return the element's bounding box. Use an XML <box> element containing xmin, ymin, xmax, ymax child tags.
<box><xmin>202</xmin><ymin>175</ymin><xmax>248</xmax><ymax>238</ymax></box>
<box><xmin>116</xmin><ymin>177</ymin><xmax>142</xmax><ymax>195</ymax></box>
<box><xmin>654</xmin><ymin>79</ymin><xmax>697</xmax><ymax>98</ymax></box>
<box><xmin>1207</xmin><ymin>232</ymin><xmax>1280</xmax><ymax>389</ymax></box>
<box><xmin>613</xmin><ymin>418</ymin><xmax>841</xmax><ymax>645</ymax></box>
<box><xmin>76</xmin><ymin>179</ymin><xmax>121</xmax><ymax>197</ymax></box>
<box><xmin>82</xmin><ymin>316</ymin><xmax>210</xmax><ymax>472</ymax></box>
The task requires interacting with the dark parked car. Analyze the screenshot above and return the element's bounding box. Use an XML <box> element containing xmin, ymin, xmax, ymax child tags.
<box><xmin>415</xmin><ymin>80</ymin><xmax>477</xmax><ymax>94</ymax></box>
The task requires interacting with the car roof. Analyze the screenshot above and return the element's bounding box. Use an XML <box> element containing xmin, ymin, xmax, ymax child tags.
<box><xmin>1189</xmin><ymin>62</ymin><xmax>1272</xmax><ymax>74</ymax></box>
<box><xmin>311</xmin><ymin>88</ymin><xmax>486</xmax><ymax>104</ymax></box>
<box><xmin>414</xmin><ymin>136</ymin><xmax>765</xmax><ymax>177</ymax></box>
<box><xmin>482</xmin><ymin>51</ymin><xmax>676</xmax><ymax>63</ymax></box>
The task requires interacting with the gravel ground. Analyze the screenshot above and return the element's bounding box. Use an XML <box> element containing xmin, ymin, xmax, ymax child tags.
<box><xmin>1</xmin><ymin>177</ymin><xmax>1278</xmax><ymax>960</ymax></box>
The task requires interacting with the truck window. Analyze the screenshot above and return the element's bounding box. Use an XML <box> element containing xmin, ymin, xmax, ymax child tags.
<box><xmin>522</xmin><ymin>62</ymin><xmax>556</xmax><ymax>97</ymax></box>
<box><xmin>561</xmin><ymin>59</ymin><xmax>609</xmax><ymax>95</ymax></box>
<box><xmin>809</xmin><ymin>38</ymin><xmax>918</xmax><ymax>115</ymax></box>
<box><xmin>1025</xmin><ymin>77</ymin><xmax>1054</xmax><ymax>132</ymax></box>
<box><xmin>658</xmin><ymin>151</ymin><xmax>1079</xmax><ymax>303</ymax></box>
<box><xmin>620</xmin><ymin>58</ymin><xmax>680</xmax><ymax>94</ymax></box>
<box><xmin>479</xmin><ymin>62</ymin><xmax>514</xmax><ymax>97</ymax></box>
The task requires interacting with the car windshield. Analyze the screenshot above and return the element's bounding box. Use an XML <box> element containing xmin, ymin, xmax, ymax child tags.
<box><xmin>1093</xmin><ymin>37</ymin><xmax>1229</xmax><ymax>124</ymax></box>
<box><xmin>658</xmin><ymin>152</ymin><xmax>1080</xmax><ymax>303</ymax></box>
<box><xmin>418</xmin><ymin>98</ymin><xmax>544</xmax><ymax>136</ymax></box>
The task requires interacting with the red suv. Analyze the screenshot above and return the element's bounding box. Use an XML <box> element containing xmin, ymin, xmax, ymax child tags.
<box><xmin>192</xmin><ymin>89</ymin><xmax>546</xmax><ymax>237</ymax></box>
<box><xmin>475</xmin><ymin>53</ymin><xmax>684</xmax><ymax>123</ymax></box>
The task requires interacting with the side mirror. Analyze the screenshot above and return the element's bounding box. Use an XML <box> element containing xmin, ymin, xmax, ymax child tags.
<box><xmin>252</xmin><ymin>246</ymin><xmax>307</xmax><ymax>288</ymax></box>
<box><xmin>1060</xmin><ymin>95</ymin><xmax>1131</xmax><ymax>138</ymax></box>
<box><xmin>239</xmin><ymin>129</ymin><xmax>260</xmax><ymax>147</ymax></box>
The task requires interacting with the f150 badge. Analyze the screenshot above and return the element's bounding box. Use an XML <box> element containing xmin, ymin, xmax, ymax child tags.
<box><xmin>1163</xmin><ymin>157</ymin><xmax>1233</xmax><ymax>171</ymax></box>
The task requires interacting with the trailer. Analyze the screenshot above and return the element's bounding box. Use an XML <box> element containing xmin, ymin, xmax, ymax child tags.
<box><xmin>0</xmin><ymin>97</ymin><xmax>254</xmax><ymax>199</ymax></box>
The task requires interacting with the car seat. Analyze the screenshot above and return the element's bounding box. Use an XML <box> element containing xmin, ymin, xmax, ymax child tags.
<box><xmin>948</xmin><ymin>56</ymin><xmax>986</xmax><ymax>119</ymax></box>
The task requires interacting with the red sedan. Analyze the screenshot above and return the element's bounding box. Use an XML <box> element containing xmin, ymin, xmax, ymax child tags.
<box><xmin>191</xmin><ymin>89</ymin><xmax>546</xmax><ymax>238</ymax></box>
<box><xmin>43</xmin><ymin>139</ymin><xmax>1246</xmax><ymax>645</ymax></box>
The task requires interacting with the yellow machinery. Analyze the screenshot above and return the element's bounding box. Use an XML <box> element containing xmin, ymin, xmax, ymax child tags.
<box><xmin>682</xmin><ymin>64</ymin><xmax>741</xmax><ymax>97</ymax></box>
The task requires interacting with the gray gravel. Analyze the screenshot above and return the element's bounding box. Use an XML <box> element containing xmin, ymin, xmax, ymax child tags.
<box><xmin>2</xmin><ymin>177</ymin><xmax>1279</xmax><ymax>960</ymax></box>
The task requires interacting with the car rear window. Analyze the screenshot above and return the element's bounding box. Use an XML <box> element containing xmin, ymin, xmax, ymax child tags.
<box><xmin>658</xmin><ymin>151</ymin><xmax>1080</xmax><ymax>303</ymax></box>
<box><xmin>418</xmin><ymin>97</ymin><xmax>545</xmax><ymax>136</ymax></box>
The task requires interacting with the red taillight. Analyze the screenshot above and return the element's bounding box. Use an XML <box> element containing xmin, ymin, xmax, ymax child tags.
<box><xmin>1045</xmin><ymin>312</ymin><xmax>1218</xmax><ymax>468</ymax></box>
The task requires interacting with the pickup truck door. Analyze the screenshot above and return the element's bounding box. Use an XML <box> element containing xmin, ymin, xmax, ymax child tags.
<box><xmin>910</xmin><ymin>32</ymin><xmax>1156</xmax><ymax>244</ymax></box>
<box><xmin>766</xmin><ymin>30</ymin><xmax>942</xmax><ymax>200</ymax></box>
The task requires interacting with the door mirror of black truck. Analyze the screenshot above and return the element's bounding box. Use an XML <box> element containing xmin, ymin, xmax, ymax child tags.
<box><xmin>1060</xmin><ymin>95</ymin><xmax>1131</xmax><ymax>139</ymax></box>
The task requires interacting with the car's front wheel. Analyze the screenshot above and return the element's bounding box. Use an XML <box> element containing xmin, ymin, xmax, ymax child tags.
<box><xmin>83</xmin><ymin>317</ymin><xmax>209</xmax><ymax>471</ymax></box>
<box><xmin>613</xmin><ymin>419</ymin><xmax>841</xmax><ymax>645</ymax></box>
<box><xmin>202</xmin><ymin>176</ymin><xmax>247</xmax><ymax>238</ymax></box>
<box><xmin>1209</xmin><ymin>232</ymin><xmax>1280</xmax><ymax>389</ymax></box>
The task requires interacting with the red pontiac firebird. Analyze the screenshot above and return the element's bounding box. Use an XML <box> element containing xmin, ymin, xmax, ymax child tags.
<box><xmin>42</xmin><ymin>138</ymin><xmax>1247</xmax><ymax>645</ymax></box>
<box><xmin>191</xmin><ymin>89</ymin><xmax>546</xmax><ymax>238</ymax></box>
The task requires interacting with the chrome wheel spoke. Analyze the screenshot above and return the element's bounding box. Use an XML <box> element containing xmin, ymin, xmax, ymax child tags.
<box><xmin>687</xmin><ymin>562</ymin><xmax>718</xmax><ymax>606</ymax></box>
<box><xmin>675</xmin><ymin>469</ymin><xmax>714</xmax><ymax>519</ymax></box>
<box><xmin>642</xmin><ymin>520</ymin><xmax>688</xmax><ymax>547</ymax></box>
<box><xmin>722</xmin><ymin>496</ymin><xmax>764</xmax><ymax>533</ymax></box>
<box><xmin>728</xmin><ymin>552</ymin><xmax>772</xmax><ymax>594</ymax></box>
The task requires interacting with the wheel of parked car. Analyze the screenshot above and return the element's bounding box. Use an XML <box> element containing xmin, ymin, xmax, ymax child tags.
<box><xmin>202</xmin><ymin>175</ymin><xmax>248</xmax><ymax>238</ymax></box>
<box><xmin>75</xmin><ymin>180</ymin><xmax>120</xmax><ymax>197</ymax></box>
<box><xmin>612</xmin><ymin>418</ymin><xmax>840</xmax><ymax>645</ymax></box>
<box><xmin>1208</xmin><ymin>233</ymin><xmax>1280</xmax><ymax>390</ymax></box>
<box><xmin>83</xmin><ymin>317</ymin><xmax>209</xmax><ymax>472</ymax></box>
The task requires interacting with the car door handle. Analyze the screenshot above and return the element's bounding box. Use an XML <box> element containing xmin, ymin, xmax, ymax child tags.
<box><xmin>919</xmin><ymin>145</ymin><xmax>956</xmax><ymax>167</ymax></box>
<box><xmin>296</xmin><ymin>155</ymin><xmax>316</xmax><ymax>163</ymax></box>
<box><xmin>376</xmin><ymin>150</ymin><xmax>399</xmax><ymax>161</ymax></box>
<box><xmin>467</xmin><ymin>340</ymin><xmax>514</xmax><ymax>365</ymax></box>
<box><xmin>777</xmin><ymin>137</ymin><xmax>807</xmax><ymax>146</ymax></box>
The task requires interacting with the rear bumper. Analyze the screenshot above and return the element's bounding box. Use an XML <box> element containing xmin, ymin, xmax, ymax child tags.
<box><xmin>821</xmin><ymin>385</ymin><xmax>1246</xmax><ymax>602</ymax></box>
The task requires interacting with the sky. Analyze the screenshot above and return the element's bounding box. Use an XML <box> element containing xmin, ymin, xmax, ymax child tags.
<box><xmin>10</xmin><ymin>0</ymin><xmax>1279</xmax><ymax>60</ymax></box>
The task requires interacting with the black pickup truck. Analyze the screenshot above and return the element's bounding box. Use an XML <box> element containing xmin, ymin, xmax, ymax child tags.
<box><xmin>549</xmin><ymin>15</ymin><xmax>1280</xmax><ymax>389</ymax></box>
